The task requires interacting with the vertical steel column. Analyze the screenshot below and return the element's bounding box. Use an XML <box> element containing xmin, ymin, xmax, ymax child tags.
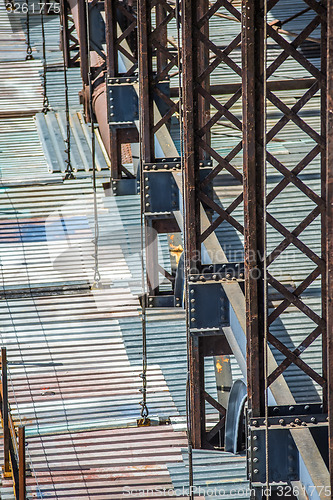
<box><xmin>105</xmin><ymin>0</ymin><xmax>118</xmax><ymax>77</ymax></box>
<box><xmin>182</xmin><ymin>0</ymin><xmax>205</xmax><ymax>271</ymax></box>
<box><xmin>1</xmin><ymin>347</ymin><xmax>10</xmax><ymax>476</ymax></box>
<box><xmin>18</xmin><ymin>426</ymin><xmax>26</xmax><ymax>500</ymax></box>
<box><xmin>138</xmin><ymin>0</ymin><xmax>157</xmax><ymax>294</ymax></box>
<box><xmin>182</xmin><ymin>0</ymin><xmax>204</xmax><ymax>449</ymax></box>
<box><xmin>242</xmin><ymin>0</ymin><xmax>266</xmax><ymax>417</ymax></box>
<box><xmin>327</xmin><ymin>0</ymin><xmax>333</xmax><ymax>492</ymax></box>
<box><xmin>138</xmin><ymin>0</ymin><xmax>154</xmax><ymax>164</ymax></box>
<box><xmin>321</xmin><ymin>0</ymin><xmax>328</xmax><ymax>413</ymax></box>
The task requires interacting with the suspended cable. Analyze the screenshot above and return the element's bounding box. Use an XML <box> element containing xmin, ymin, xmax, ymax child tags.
<box><xmin>60</xmin><ymin>5</ymin><xmax>75</xmax><ymax>180</ymax></box>
<box><xmin>138</xmin><ymin>44</ymin><xmax>150</xmax><ymax>429</ymax></box>
<box><xmin>40</xmin><ymin>6</ymin><xmax>50</xmax><ymax>113</ymax></box>
<box><xmin>175</xmin><ymin>0</ymin><xmax>194</xmax><ymax>497</ymax></box>
<box><xmin>25</xmin><ymin>0</ymin><xmax>33</xmax><ymax>60</ymax></box>
<box><xmin>85</xmin><ymin>0</ymin><xmax>101</xmax><ymax>289</ymax></box>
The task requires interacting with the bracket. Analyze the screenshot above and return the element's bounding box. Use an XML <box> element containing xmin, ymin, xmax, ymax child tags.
<box><xmin>248</xmin><ymin>426</ymin><xmax>299</xmax><ymax>485</ymax></box>
<box><xmin>251</xmin><ymin>403</ymin><xmax>327</xmax><ymax>429</ymax></box>
<box><xmin>143</xmin><ymin>169</ymin><xmax>179</xmax><ymax>213</ymax></box>
<box><xmin>111</xmin><ymin>178</ymin><xmax>139</xmax><ymax>196</ymax></box>
<box><xmin>188</xmin><ymin>280</ymin><xmax>229</xmax><ymax>333</ymax></box>
<box><xmin>190</xmin><ymin>262</ymin><xmax>245</xmax><ymax>282</ymax></box>
<box><xmin>107</xmin><ymin>77</ymin><xmax>139</xmax><ymax>124</ymax></box>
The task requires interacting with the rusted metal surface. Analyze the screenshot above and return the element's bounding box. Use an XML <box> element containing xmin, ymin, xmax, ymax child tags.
<box><xmin>243</xmin><ymin>0</ymin><xmax>327</xmax><ymax>415</ymax></box>
<box><xmin>242</xmin><ymin>0</ymin><xmax>266</xmax><ymax>417</ymax></box>
<box><xmin>327</xmin><ymin>0</ymin><xmax>333</xmax><ymax>493</ymax></box>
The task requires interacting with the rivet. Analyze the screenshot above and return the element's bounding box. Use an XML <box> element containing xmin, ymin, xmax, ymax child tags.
<box><xmin>145</xmin><ymin>203</ymin><xmax>150</xmax><ymax>207</ymax></box>
<box><xmin>190</xmin><ymin>290</ymin><xmax>194</xmax><ymax>294</ymax></box>
<box><xmin>254</xmin><ymin>469</ymin><xmax>259</xmax><ymax>474</ymax></box>
<box><xmin>279</xmin><ymin>419</ymin><xmax>285</xmax><ymax>425</ymax></box>
<box><xmin>253</xmin><ymin>435</ymin><xmax>258</xmax><ymax>440</ymax></box>
<box><xmin>311</xmin><ymin>417</ymin><xmax>317</xmax><ymax>423</ymax></box>
<box><xmin>301</xmin><ymin>421</ymin><xmax>307</xmax><ymax>426</ymax></box>
<box><xmin>191</xmin><ymin>308</ymin><xmax>195</xmax><ymax>313</ymax></box>
<box><xmin>191</xmin><ymin>318</ymin><xmax>196</xmax><ymax>322</ymax></box>
<box><xmin>253</xmin><ymin>458</ymin><xmax>258</xmax><ymax>463</ymax></box>
<box><xmin>295</xmin><ymin>418</ymin><xmax>301</xmax><ymax>425</ymax></box>
<box><xmin>253</xmin><ymin>420</ymin><xmax>258</xmax><ymax>427</ymax></box>
<box><xmin>253</xmin><ymin>446</ymin><xmax>258</xmax><ymax>452</ymax></box>
<box><xmin>191</xmin><ymin>299</ymin><xmax>195</xmax><ymax>303</ymax></box>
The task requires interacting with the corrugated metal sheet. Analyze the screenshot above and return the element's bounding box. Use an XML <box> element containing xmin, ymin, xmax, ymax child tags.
<box><xmin>35</xmin><ymin>111</ymin><xmax>110</xmax><ymax>173</ymax></box>
<box><xmin>1</xmin><ymin>1</ymin><xmax>323</xmax><ymax>498</ymax></box>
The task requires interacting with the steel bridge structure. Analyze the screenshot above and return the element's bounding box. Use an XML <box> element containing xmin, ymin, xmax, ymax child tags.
<box><xmin>0</xmin><ymin>0</ymin><xmax>332</xmax><ymax>498</ymax></box>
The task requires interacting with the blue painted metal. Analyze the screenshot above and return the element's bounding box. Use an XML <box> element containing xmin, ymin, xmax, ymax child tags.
<box><xmin>225</xmin><ymin>379</ymin><xmax>247</xmax><ymax>454</ymax></box>
<box><xmin>107</xmin><ymin>77</ymin><xmax>139</xmax><ymax>124</ymax></box>
<box><xmin>188</xmin><ymin>281</ymin><xmax>229</xmax><ymax>333</ymax></box>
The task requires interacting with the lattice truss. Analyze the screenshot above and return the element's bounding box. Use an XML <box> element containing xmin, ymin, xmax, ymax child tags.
<box><xmin>188</xmin><ymin>0</ymin><xmax>244</xmax><ymax>250</ymax></box>
<box><xmin>262</xmin><ymin>0</ymin><xmax>326</xmax><ymax>398</ymax></box>
<box><xmin>138</xmin><ymin>0</ymin><xmax>182</xmax><ymax>295</ymax></box>
<box><xmin>106</xmin><ymin>0</ymin><xmax>138</xmax><ymax>76</ymax></box>
<box><xmin>187</xmin><ymin>0</ymin><xmax>326</xmax><ymax>398</ymax></box>
<box><xmin>139</xmin><ymin>0</ymin><xmax>181</xmax><ymax>156</ymax></box>
<box><xmin>61</xmin><ymin>0</ymin><xmax>80</xmax><ymax>67</ymax></box>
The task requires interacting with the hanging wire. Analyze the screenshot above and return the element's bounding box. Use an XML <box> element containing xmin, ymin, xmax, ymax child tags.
<box><xmin>138</xmin><ymin>37</ymin><xmax>150</xmax><ymax>429</ymax></box>
<box><xmin>60</xmin><ymin>7</ymin><xmax>75</xmax><ymax>180</ymax></box>
<box><xmin>263</xmin><ymin>0</ymin><xmax>270</xmax><ymax>496</ymax></box>
<box><xmin>85</xmin><ymin>0</ymin><xmax>102</xmax><ymax>289</ymax></box>
<box><xmin>40</xmin><ymin>4</ymin><xmax>50</xmax><ymax>113</ymax></box>
<box><xmin>25</xmin><ymin>0</ymin><xmax>33</xmax><ymax>60</ymax></box>
<box><xmin>175</xmin><ymin>0</ymin><xmax>194</xmax><ymax>496</ymax></box>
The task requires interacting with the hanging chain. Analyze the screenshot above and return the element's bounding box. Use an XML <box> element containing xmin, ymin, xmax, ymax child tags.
<box><xmin>137</xmin><ymin>2</ymin><xmax>150</xmax><ymax>426</ymax></box>
<box><xmin>40</xmin><ymin>5</ymin><xmax>50</xmax><ymax>113</ymax></box>
<box><xmin>60</xmin><ymin>8</ymin><xmax>75</xmax><ymax>180</ymax></box>
<box><xmin>25</xmin><ymin>0</ymin><xmax>33</xmax><ymax>60</ymax></box>
<box><xmin>85</xmin><ymin>0</ymin><xmax>101</xmax><ymax>289</ymax></box>
<box><xmin>138</xmin><ymin>103</ymin><xmax>150</xmax><ymax>427</ymax></box>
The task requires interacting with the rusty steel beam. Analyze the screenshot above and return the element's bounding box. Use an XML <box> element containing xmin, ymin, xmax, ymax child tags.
<box><xmin>182</xmin><ymin>0</ymin><xmax>206</xmax><ymax>449</ymax></box>
<box><xmin>327</xmin><ymin>0</ymin><xmax>333</xmax><ymax>493</ymax></box>
<box><xmin>18</xmin><ymin>426</ymin><xmax>26</xmax><ymax>500</ymax></box>
<box><xmin>242</xmin><ymin>0</ymin><xmax>266</xmax><ymax>418</ymax></box>
<box><xmin>170</xmin><ymin>78</ymin><xmax>317</xmax><ymax>97</ymax></box>
<box><xmin>1</xmin><ymin>347</ymin><xmax>10</xmax><ymax>477</ymax></box>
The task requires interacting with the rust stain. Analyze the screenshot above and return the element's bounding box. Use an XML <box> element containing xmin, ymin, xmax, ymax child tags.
<box><xmin>169</xmin><ymin>235</ymin><xmax>183</xmax><ymax>265</ymax></box>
